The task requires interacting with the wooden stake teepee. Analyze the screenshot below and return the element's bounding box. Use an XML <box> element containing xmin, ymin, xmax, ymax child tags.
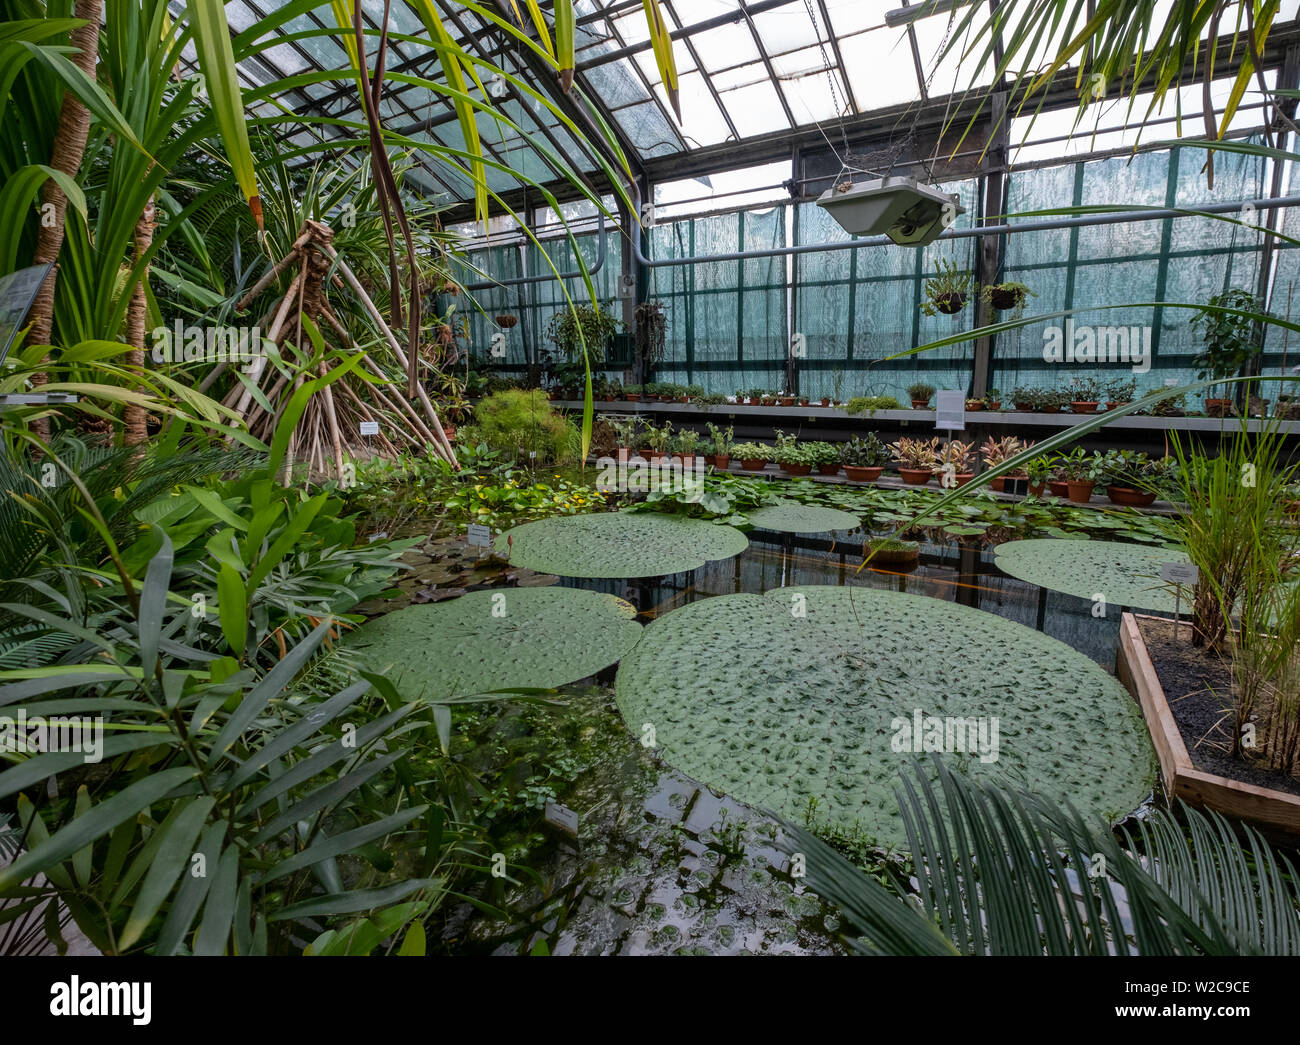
<box><xmin>224</xmin><ymin>219</ymin><xmax>458</xmax><ymax>477</ymax></box>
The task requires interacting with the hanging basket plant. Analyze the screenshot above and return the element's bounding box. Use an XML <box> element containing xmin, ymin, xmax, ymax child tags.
<box><xmin>981</xmin><ymin>281</ymin><xmax>1036</xmax><ymax>319</ymax></box>
<box><xmin>495</xmin><ymin>314</ymin><xmax>519</xmax><ymax>329</ymax></box>
<box><xmin>919</xmin><ymin>259</ymin><xmax>972</xmax><ymax>317</ymax></box>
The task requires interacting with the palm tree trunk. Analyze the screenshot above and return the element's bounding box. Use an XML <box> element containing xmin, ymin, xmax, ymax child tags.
<box><xmin>123</xmin><ymin>197</ymin><xmax>155</xmax><ymax>447</ymax></box>
<box><xmin>27</xmin><ymin>0</ymin><xmax>103</xmax><ymax>443</ymax></box>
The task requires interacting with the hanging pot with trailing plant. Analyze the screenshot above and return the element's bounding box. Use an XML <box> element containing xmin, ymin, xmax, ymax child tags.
<box><xmin>920</xmin><ymin>259</ymin><xmax>972</xmax><ymax>318</ymax></box>
<box><xmin>495</xmin><ymin>314</ymin><xmax>519</xmax><ymax>329</ymax></box>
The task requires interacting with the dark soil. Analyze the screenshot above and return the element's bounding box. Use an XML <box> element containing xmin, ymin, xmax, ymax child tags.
<box><xmin>1138</xmin><ymin>617</ymin><xmax>1300</xmax><ymax>798</ymax></box>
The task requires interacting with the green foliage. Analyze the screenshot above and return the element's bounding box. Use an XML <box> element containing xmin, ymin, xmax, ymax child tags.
<box><xmin>905</xmin><ymin>382</ymin><xmax>937</xmax><ymax>403</ymax></box>
<box><xmin>845</xmin><ymin>395</ymin><xmax>902</xmax><ymax>415</ymax></box>
<box><xmin>918</xmin><ymin>260</ymin><xmax>971</xmax><ymax>316</ymax></box>
<box><xmin>994</xmin><ymin>538</ymin><xmax>1191</xmax><ymax>614</ymax></box>
<box><xmin>1190</xmin><ymin>289</ymin><xmax>1266</xmax><ymax>385</ymax></box>
<box><xmin>731</xmin><ymin>442</ymin><xmax>771</xmax><ymax>462</ymax></box>
<box><xmin>782</xmin><ymin>757</ymin><xmax>1300</xmax><ymax>956</ymax></box>
<box><xmin>840</xmin><ymin>434</ymin><xmax>891</xmax><ymax>468</ymax></box>
<box><xmin>470</xmin><ymin>390</ymin><xmax>578</xmax><ymax>465</ymax></box>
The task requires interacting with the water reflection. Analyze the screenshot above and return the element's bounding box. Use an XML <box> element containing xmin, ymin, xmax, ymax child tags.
<box><xmin>567</xmin><ymin>527</ymin><xmax>1125</xmax><ymax>671</ymax></box>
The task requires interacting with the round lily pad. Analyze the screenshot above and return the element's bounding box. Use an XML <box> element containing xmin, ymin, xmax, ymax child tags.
<box><xmin>614</xmin><ymin>586</ymin><xmax>1153</xmax><ymax>851</ymax></box>
<box><xmin>995</xmin><ymin>538</ymin><xmax>1189</xmax><ymax>613</ymax></box>
<box><xmin>345</xmin><ymin>587</ymin><xmax>642</xmax><ymax>701</ymax></box>
<box><xmin>746</xmin><ymin>499</ymin><xmax>861</xmax><ymax>534</ymax></box>
<box><xmin>497</xmin><ymin>512</ymin><xmax>748</xmax><ymax>579</ymax></box>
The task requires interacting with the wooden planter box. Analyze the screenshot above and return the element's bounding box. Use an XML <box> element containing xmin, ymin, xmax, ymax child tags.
<box><xmin>1116</xmin><ymin>613</ymin><xmax>1300</xmax><ymax>837</ymax></box>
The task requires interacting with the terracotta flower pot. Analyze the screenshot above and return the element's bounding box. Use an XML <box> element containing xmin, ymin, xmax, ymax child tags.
<box><xmin>1048</xmin><ymin>480</ymin><xmax>1069</xmax><ymax>497</ymax></box>
<box><xmin>659</xmin><ymin>395</ymin><xmax>674</xmax><ymax>402</ymax></box>
<box><xmin>1106</xmin><ymin>485</ymin><xmax>1158</xmax><ymax>508</ymax></box>
<box><xmin>713</xmin><ymin>455</ymin><xmax>731</xmax><ymax>470</ymax></box>
<box><xmin>1065</xmin><ymin>479</ymin><xmax>1096</xmax><ymax>504</ymax></box>
<box><xmin>1205</xmin><ymin>397</ymin><xmax>1233</xmax><ymax>417</ymax></box>
<box><xmin>932</xmin><ymin>292</ymin><xmax>967</xmax><ymax>314</ymax></box>
<box><xmin>1106</xmin><ymin>401</ymin><xmax>1130</xmax><ymax>411</ymax></box>
<box><xmin>966</xmin><ymin>401</ymin><xmax>984</xmax><ymax>411</ymax></box>
<box><xmin>898</xmin><ymin>467</ymin><xmax>933</xmax><ymax>485</ymax></box>
<box><xmin>740</xmin><ymin>459</ymin><xmax>768</xmax><ymax>472</ymax></box>
<box><xmin>761</xmin><ymin>397</ymin><xmax>775</xmax><ymax>407</ymax></box>
<box><xmin>782</xmin><ymin>462</ymin><xmax>812</xmax><ymax>476</ymax></box>
<box><xmin>911</xmin><ymin>399</ymin><xmax>931</xmax><ymax>410</ymax></box>
<box><xmin>990</xmin><ymin>477</ymin><xmax>1006</xmax><ymax>492</ymax></box>
<box><xmin>1013</xmin><ymin>401</ymin><xmax>1035</xmax><ymax>412</ymax></box>
<box><xmin>843</xmin><ymin>465</ymin><xmax>884</xmax><ymax>483</ymax></box>
<box><xmin>820</xmin><ymin>398</ymin><xmax>832</xmax><ymax>407</ymax></box>
<box><xmin>985</xmin><ymin>401</ymin><xmax>1002</xmax><ymax>411</ymax></box>
<box><xmin>952</xmin><ymin>472</ymin><xmax>975</xmax><ymax>487</ymax></box>
<box><xmin>1029</xmin><ymin>482</ymin><xmax>1047</xmax><ymax>497</ymax></box>
<box><xmin>1039</xmin><ymin>405</ymin><xmax>1061</xmax><ymax>414</ymax></box>
<box><xmin>625</xmin><ymin>394</ymin><xmax>641</xmax><ymax>402</ymax></box>
<box><xmin>649</xmin><ymin>451</ymin><xmax>667</xmax><ymax>462</ymax></box>
<box><xmin>778</xmin><ymin>396</ymin><xmax>797</xmax><ymax>407</ymax></box>
<box><xmin>1070</xmin><ymin>401</ymin><xmax>1100</xmax><ymax>413</ymax></box>
<box><xmin>816</xmin><ymin>463</ymin><xmax>841</xmax><ymax>476</ymax></box>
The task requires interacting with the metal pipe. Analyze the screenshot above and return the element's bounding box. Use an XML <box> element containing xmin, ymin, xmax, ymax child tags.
<box><xmin>629</xmin><ymin>192</ymin><xmax>1300</xmax><ymax>269</ymax></box>
<box><xmin>462</xmin><ymin>212</ymin><xmax>607</xmax><ymax>290</ymax></box>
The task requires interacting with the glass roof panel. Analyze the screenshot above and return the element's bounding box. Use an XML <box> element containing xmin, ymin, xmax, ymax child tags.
<box><xmin>690</xmin><ymin>21</ymin><xmax>763</xmax><ymax>72</ymax></box>
<box><xmin>717</xmin><ymin>78</ymin><xmax>792</xmax><ymax>137</ymax></box>
<box><xmin>838</xmin><ymin>28</ymin><xmax>923</xmax><ymax>108</ymax></box>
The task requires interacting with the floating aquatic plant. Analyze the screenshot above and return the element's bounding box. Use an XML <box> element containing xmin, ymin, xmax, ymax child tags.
<box><xmin>994</xmin><ymin>538</ymin><xmax>1190</xmax><ymax>612</ymax></box>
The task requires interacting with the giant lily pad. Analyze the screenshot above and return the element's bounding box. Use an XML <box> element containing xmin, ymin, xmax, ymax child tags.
<box><xmin>614</xmin><ymin>586</ymin><xmax>1153</xmax><ymax>850</ymax></box>
<box><xmin>994</xmin><ymin>538</ymin><xmax>1189</xmax><ymax>613</ymax></box>
<box><xmin>746</xmin><ymin>499</ymin><xmax>861</xmax><ymax>534</ymax></box>
<box><xmin>345</xmin><ymin>587</ymin><xmax>642</xmax><ymax>701</ymax></box>
<box><xmin>497</xmin><ymin>512</ymin><xmax>748</xmax><ymax>579</ymax></box>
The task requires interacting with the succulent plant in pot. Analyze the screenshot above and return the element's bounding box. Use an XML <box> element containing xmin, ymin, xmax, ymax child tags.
<box><xmin>906</xmin><ymin>381</ymin><xmax>937</xmax><ymax>409</ymax></box>
<box><xmin>732</xmin><ymin>442</ymin><xmax>771</xmax><ymax>471</ymax></box>
<box><xmin>919</xmin><ymin>258</ymin><xmax>972</xmax><ymax>316</ymax></box>
<box><xmin>894</xmin><ymin>436</ymin><xmax>940</xmax><ymax>485</ymax></box>
<box><xmin>840</xmin><ymin>433</ymin><xmax>890</xmax><ymax>482</ymax></box>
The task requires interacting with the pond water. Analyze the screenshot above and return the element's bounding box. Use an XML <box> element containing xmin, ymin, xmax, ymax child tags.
<box><xmin>417</xmin><ymin>519</ymin><xmax>1165</xmax><ymax>954</ymax></box>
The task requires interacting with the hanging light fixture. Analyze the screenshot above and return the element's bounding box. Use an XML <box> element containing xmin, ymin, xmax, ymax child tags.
<box><xmin>816</xmin><ymin>175</ymin><xmax>963</xmax><ymax>246</ymax></box>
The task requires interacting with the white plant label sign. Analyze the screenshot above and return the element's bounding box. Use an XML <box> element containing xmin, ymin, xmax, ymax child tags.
<box><xmin>359</xmin><ymin>420</ymin><xmax>380</xmax><ymax>437</ymax></box>
<box><xmin>467</xmin><ymin>524</ymin><xmax>492</xmax><ymax>548</ymax></box>
<box><xmin>934</xmin><ymin>390</ymin><xmax>965</xmax><ymax>431</ymax></box>
<box><xmin>1160</xmin><ymin>562</ymin><xmax>1200</xmax><ymax>585</ymax></box>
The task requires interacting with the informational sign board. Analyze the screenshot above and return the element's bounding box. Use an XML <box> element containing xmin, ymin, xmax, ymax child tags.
<box><xmin>359</xmin><ymin>420</ymin><xmax>380</xmax><ymax>437</ymax></box>
<box><xmin>543</xmin><ymin>801</ymin><xmax>579</xmax><ymax>838</ymax></box>
<box><xmin>0</xmin><ymin>264</ymin><xmax>53</xmax><ymax>365</ymax></box>
<box><xmin>1160</xmin><ymin>562</ymin><xmax>1200</xmax><ymax>585</ymax></box>
<box><xmin>934</xmin><ymin>389</ymin><xmax>966</xmax><ymax>431</ymax></box>
<box><xmin>467</xmin><ymin>523</ymin><xmax>492</xmax><ymax>548</ymax></box>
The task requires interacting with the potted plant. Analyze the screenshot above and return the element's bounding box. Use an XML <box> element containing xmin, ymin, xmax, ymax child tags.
<box><xmin>980</xmin><ymin>281</ymin><xmax>1035</xmax><ymax>318</ymax></box>
<box><xmin>1012</xmin><ymin>385</ymin><xmax>1039</xmax><ymax>412</ymax></box>
<box><xmin>820</xmin><ymin>394</ymin><xmax>833</xmax><ymax>407</ymax></box>
<box><xmin>706</xmin><ymin>422</ymin><xmax>734</xmax><ymax>470</ymax></box>
<box><xmin>805</xmin><ymin>441</ymin><xmax>841</xmax><ymax>476</ymax></box>
<box><xmin>894</xmin><ymin>436</ymin><xmax>940</xmax><ymax>485</ymax></box>
<box><xmin>1190</xmin><ymin>288</ymin><xmax>1265</xmax><ymax>416</ymax></box>
<box><xmin>612</xmin><ymin>417</ymin><xmax>642</xmax><ymax>460</ymax></box>
<box><xmin>936</xmin><ymin>439</ymin><xmax>976</xmax><ymax>488</ymax></box>
<box><xmin>546</xmin><ymin>303</ymin><xmax>620</xmax><ymax>364</ymax></box>
<box><xmin>1057</xmin><ymin>447</ymin><xmax>1104</xmax><ymax>503</ymax></box>
<box><xmin>965</xmin><ymin>397</ymin><xmax>985</xmax><ymax>411</ymax></box>
<box><xmin>1026</xmin><ymin>455</ymin><xmax>1054</xmax><ymax>497</ymax></box>
<box><xmin>919</xmin><ymin>258</ymin><xmax>972</xmax><ymax>316</ymax></box>
<box><xmin>840</xmin><ymin>433</ymin><xmax>890</xmax><ymax>482</ymax></box>
<box><xmin>1038</xmin><ymin>388</ymin><xmax>1070</xmax><ymax>413</ymax></box>
<box><xmin>732</xmin><ymin>442</ymin><xmax>771</xmax><ymax>472</ymax></box>
<box><xmin>675</xmin><ymin>428</ymin><xmax>702</xmax><ymax>467</ymax></box>
<box><xmin>984</xmin><ymin>388</ymin><xmax>1003</xmax><ymax>410</ymax></box>
<box><xmin>684</xmin><ymin>384</ymin><xmax>705</xmax><ymax>404</ymax></box>
<box><xmin>1067</xmin><ymin>376</ymin><xmax>1102</xmax><ymax>413</ymax></box>
<box><xmin>777</xmin><ymin>390</ymin><xmax>798</xmax><ymax>407</ymax></box>
<box><xmin>645</xmin><ymin>421</ymin><xmax>672</xmax><ymax>462</ymax></box>
<box><xmin>864</xmin><ymin>537</ymin><xmax>921</xmax><ymax>569</ymax></box>
<box><xmin>624</xmin><ymin>383</ymin><xmax>642</xmax><ymax>402</ymax></box>
<box><xmin>907</xmin><ymin>381</ymin><xmax>937</xmax><ymax>409</ymax></box>
<box><xmin>775</xmin><ymin>431</ymin><xmax>813</xmax><ymax>476</ymax></box>
<box><xmin>495</xmin><ymin>314</ymin><xmax>519</xmax><ymax>329</ymax></box>
<box><xmin>979</xmin><ymin>435</ymin><xmax>1033</xmax><ymax>492</ymax></box>
<box><xmin>1105</xmin><ymin>377</ymin><xmax>1137</xmax><ymax>410</ymax></box>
